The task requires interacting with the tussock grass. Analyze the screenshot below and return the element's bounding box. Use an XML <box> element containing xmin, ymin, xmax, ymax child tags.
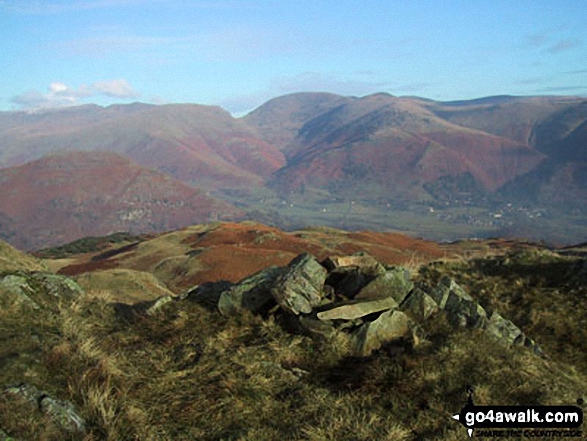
<box><xmin>1</xmin><ymin>248</ymin><xmax>586</xmax><ymax>440</ymax></box>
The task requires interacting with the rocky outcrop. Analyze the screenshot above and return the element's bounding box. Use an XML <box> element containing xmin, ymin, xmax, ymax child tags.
<box><xmin>218</xmin><ymin>266</ymin><xmax>283</xmax><ymax>316</ymax></box>
<box><xmin>486</xmin><ymin>311</ymin><xmax>542</xmax><ymax>354</ymax></box>
<box><xmin>355</xmin><ymin>267</ymin><xmax>413</xmax><ymax>303</ymax></box>
<box><xmin>350</xmin><ymin>310</ymin><xmax>415</xmax><ymax>356</ymax></box>
<box><xmin>0</xmin><ymin>272</ymin><xmax>84</xmax><ymax>310</ymax></box>
<box><xmin>3</xmin><ymin>383</ymin><xmax>86</xmax><ymax>435</ymax></box>
<box><xmin>270</xmin><ymin>253</ymin><xmax>328</xmax><ymax>315</ymax></box>
<box><xmin>400</xmin><ymin>287</ymin><xmax>439</xmax><ymax>321</ymax></box>
<box><xmin>188</xmin><ymin>251</ymin><xmax>542</xmax><ymax>358</ymax></box>
<box><xmin>429</xmin><ymin>276</ymin><xmax>488</xmax><ymax>329</ymax></box>
<box><xmin>182</xmin><ymin>280</ymin><xmax>234</xmax><ymax>309</ymax></box>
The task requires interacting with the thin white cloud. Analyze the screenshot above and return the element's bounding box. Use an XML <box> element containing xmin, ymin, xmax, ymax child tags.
<box><xmin>87</xmin><ymin>79</ymin><xmax>139</xmax><ymax>98</ymax></box>
<box><xmin>11</xmin><ymin>79</ymin><xmax>140</xmax><ymax>109</ymax></box>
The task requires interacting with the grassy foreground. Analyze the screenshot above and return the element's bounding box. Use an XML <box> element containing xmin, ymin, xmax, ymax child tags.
<box><xmin>1</xmin><ymin>249</ymin><xmax>586</xmax><ymax>440</ymax></box>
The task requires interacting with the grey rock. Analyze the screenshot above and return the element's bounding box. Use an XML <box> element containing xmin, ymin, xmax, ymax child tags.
<box><xmin>4</xmin><ymin>383</ymin><xmax>41</xmax><ymax>403</ymax></box>
<box><xmin>430</xmin><ymin>277</ymin><xmax>488</xmax><ymax>329</ymax></box>
<box><xmin>270</xmin><ymin>253</ymin><xmax>327</xmax><ymax>315</ymax></box>
<box><xmin>0</xmin><ymin>275</ymin><xmax>39</xmax><ymax>309</ymax></box>
<box><xmin>400</xmin><ymin>287</ymin><xmax>438</xmax><ymax>321</ymax></box>
<box><xmin>182</xmin><ymin>280</ymin><xmax>233</xmax><ymax>309</ymax></box>
<box><xmin>323</xmin><ymin>252</ymin><xmax>386</xmax><ymax>277</ymax></box>
<box><xmin>39</xmin><ymin>396</ymin><xmax>86</xmax><ymax>433</ymax></box>
<box><xmin>145</xmin><ymin>295</ymin><xmax>174</xmax><ymax>316</ymax></box>
<box><xmin>0</xmin><ymin>273</ymin><xmax>84</xmax><ymax>310</ymax></box>
<box><xmin>486</xmin><ymin>311</ymin><xmax>524</xmax><ymax>345</ymax></box>
<box><xmin>4</xmin><ymin>383</ymin><xmax>85</xmax><ymax>434</ymax></box>
<box><xmin>355</xmin><ymin>267</ymin><xmax>413</xmax><ymax>303</ymax></box>
<box><xmin>31</xmin><ymin>273</ymin><xmax>84</xmax><ymax>301</ymax></box>
<box><xmin>317</xmin><ymin>297</ymin><xmax>398</xmax><ymax>321</ymax></box>
<box><xmin>297</xmin><ymin>315</ymin><xmax>339</xmax><ymax>340</ymax></box>
<box><xmin>218</xmin><ymin>266</ymin><xmax>283</xmax><ymax>316</ymax></box>
<box><xmin>350</xmin><ymin>310</ymin><xmax>414</xmax><ymax>357</ymax></box>
<box><xmin>486</xmin><ymin>312</ymin><xmax>543</xmax><ymax>355</ymax></box>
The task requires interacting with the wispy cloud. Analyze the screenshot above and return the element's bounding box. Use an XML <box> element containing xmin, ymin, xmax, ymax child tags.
<box><xmin>546</xmin><ymin>39</ymin><xmax>581</xmax><ymax>54</ymax></box>
<box><xmin>11</xmin><ymin>79</ymin><xmax>139</xmax><ymax>109</ymax></box>
<box><xmin>526</xmin><ymin>32</ymin><xmax>550</xmax><ymax>47</ymax></box>
<box><xmin>564</xmin><ymin>69</ymin><xmax>587</xmax><ymax>75</ymax></box>
<box><xmin>524</xmin><ymin>29</ymin><xmax>582</xmax><ymax>54</ymax></box>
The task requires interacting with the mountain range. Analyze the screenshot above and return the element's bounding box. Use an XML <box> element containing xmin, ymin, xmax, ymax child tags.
<box><xmin>1</xmin><ymin>92</ymin><xmax>586</xmax><ymax>249</ymax></box>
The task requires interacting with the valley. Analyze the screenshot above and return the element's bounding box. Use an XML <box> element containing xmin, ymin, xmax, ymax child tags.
<box><xmin>0</xmin><ymin>92</ymin><xmax>586</xmax><ymax>251</ymax></box>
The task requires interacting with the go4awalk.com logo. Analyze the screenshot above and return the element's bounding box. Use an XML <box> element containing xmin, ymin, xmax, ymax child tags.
<box><xmin>452</xmin><ymin>387</ymin><xmax>584</xmax><ymax>438</ymax></box>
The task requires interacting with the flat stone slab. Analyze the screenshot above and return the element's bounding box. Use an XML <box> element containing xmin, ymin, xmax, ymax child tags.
<box><xmin>317</xmin><ymin>297</ymin><xmax>398</xmax><ymax>321</ymax></box>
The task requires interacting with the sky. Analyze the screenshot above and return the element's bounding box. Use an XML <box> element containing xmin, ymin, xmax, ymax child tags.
<box><xmin>1</xmin><ymin>0</ymin><xmax>586</xmax><ymax>114</ymax></box>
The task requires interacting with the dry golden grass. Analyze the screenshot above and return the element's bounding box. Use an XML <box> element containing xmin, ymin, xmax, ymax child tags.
<box><xmin>1</xmin><ymin>247</ymin><xmax>586</xmax><ymax>440</ymax></box>
<box><xmin>75</xmin><ymin>269</ymin><xmax>175</xmax><ymax>304</ymax></box>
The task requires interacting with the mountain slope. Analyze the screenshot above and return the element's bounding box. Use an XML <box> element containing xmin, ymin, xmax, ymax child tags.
<box><xmin>260</xmin><ymin>93</ymin><xmax>546</xmax><ymax>198</ymax></box>
<box><xmin>0</xmin><ymin>151</ymin><xmax>243</xmax><ymax>250</ymax></box>
<box><xmin>0</xmin><ymin>104</ymin><xmax>285</xmax><ymax>190</ymax></box>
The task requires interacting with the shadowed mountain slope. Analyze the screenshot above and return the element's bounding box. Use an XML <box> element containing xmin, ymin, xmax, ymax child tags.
<box><xmin>0</xmin><ymin>152</ymin><xmax>243</xmax><ymax>250</ymax></box>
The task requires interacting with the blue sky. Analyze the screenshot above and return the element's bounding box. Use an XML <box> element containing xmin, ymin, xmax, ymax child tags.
<box><xmin>1</xmin><ymin>0</ymin><xmax>586</xmax><ymax>114</ymax></box>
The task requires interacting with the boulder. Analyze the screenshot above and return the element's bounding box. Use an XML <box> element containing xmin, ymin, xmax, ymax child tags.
<box><xmin>182</xmin><ymin>280</ymin><xmax>233</xmax><ymax>309</ymax></box>
<box><xmin>3</xmin><ymin>383</ymin><xmax>86</xmax><ymax>434</ymax></box>
<box><xmin>486</xmin><ymin>311</ymin><xmax>543</xmax><ymax>355</ymax></box>
<box><xmin>485</xmin><ymin>311</ymin><xmax>524</xmax><ymax>345</ymax></box>
<box><xmin>0</xmin><ymin>273</ymin><xmax>84</xmax><ymax>310</ymax></box>
<box><xmin>355</xmin><ymin>267</ymin><xmax>413</xmax><ymax>303</ymax></box>
<box><xmin>322</xmin><ymin>252</ymin><xmax>386</xmax><ymax>277</ymax></box>
<box><xmin>283</xmin><ymin>313</ymin><xmax>339</xmax><ymax>340</ymax></box>
<box><xmin>0</xmin><ymin>274</ymin><xmax>40</xmax><ymax>309</ymax></box>
<box><xmin>39</xmin><ymin>395</ymin><xmax>86</xmax><ymax>434</ymax></box>
<box><xmin>430</xmin><ymin>277</ymin><xmax>488</xmax><ymax>329</ymax></box>
<box><xmin>400</xmin><ymin>287</ymin><xmax>438</xmax><ymax>321</ymax></box>
<box><xmin>317</xmin><ymin>297</ymin><xmax>398</xmax><ymax>321</ymax></box>
<box><xmin>349</xmin><ymin>310</ymin><xmax>414</xmax><ymax>356</ymax></box>
<box><xmin>31</xmin><ymin>273</ymin><xmax>84</xmax><ymax>302</ymax></box>
<box><xmin>145</xmin><ymin>295</ymin><xmax>174</xmax><ymax>316</ymax></box>
<box><xmin>218</xmin><ymin>266</ymin><xmax>283</xmax><ymax>316</ymax></box>
<box><xmin>270</xmin><ymin>253</ymin><xmax>327</xmax><ymax>315</ymax></box>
